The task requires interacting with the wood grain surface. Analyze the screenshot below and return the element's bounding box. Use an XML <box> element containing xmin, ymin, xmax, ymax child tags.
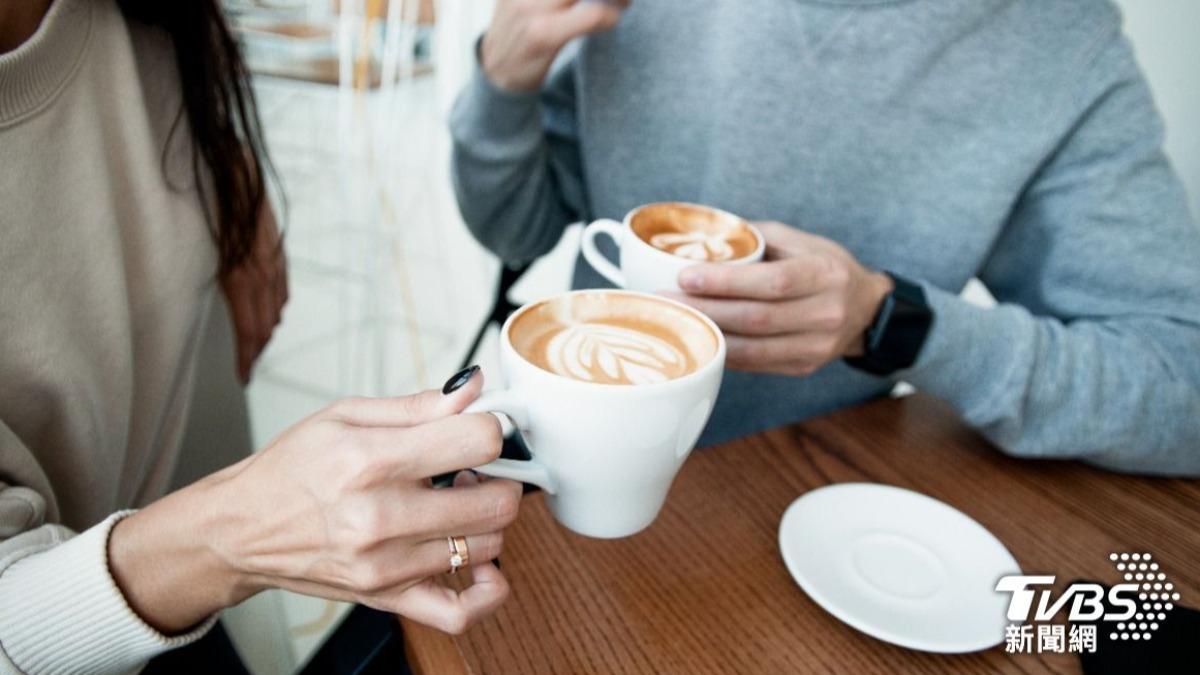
<box><xmin>402</xmin><ymin>394</ymin><xmax>1200</xmax><ymax>674</ymax></box>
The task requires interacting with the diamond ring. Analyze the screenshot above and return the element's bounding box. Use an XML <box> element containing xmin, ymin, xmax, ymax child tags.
<box><xmin>447</xmin><ymin>536</ymin><xmax>469</xmax><ymax>573</ymax></box>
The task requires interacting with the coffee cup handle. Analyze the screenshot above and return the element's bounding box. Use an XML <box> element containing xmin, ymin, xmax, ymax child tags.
<box><xmin>465</xmin><ymin>390</ymin><xmax>558</xmax><ymax>494</ymax></box>
<box><xmin>580</xmin><ymin>219</ymin><xmax>627</xmax><ymax>288</ymax></box>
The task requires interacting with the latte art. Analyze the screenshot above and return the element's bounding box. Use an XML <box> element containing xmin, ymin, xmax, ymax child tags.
<box><xmin>630</xmin><ymin>202</ymin><xmax>759</xmax><ymax>263</ymax></box>
<box><xmin>649</xmin><ymin>231</ymin><xmax>739</xmax><ymax>261</ymax></box>
<box><xmin>508</xmin><ymin>291</ymin><xmax>720</xmax><ymax>386</ymax></box>
<box><xmin>545</xmin><ymin>322</ymin><xmax>689</xmax><ymax>385</ymax></box>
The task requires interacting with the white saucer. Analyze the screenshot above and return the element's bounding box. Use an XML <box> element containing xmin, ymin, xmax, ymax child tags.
<box><xmin>778</xmin><ymin>483</ymin><xmax>1020</xmax><ymax>653</ymax></box>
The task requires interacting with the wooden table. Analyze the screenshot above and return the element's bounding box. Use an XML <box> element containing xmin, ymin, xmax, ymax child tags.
<box><xmin>402</xmin><ymin>394</ymin><xmax>1200</xmax><ymax>674</ymax></box>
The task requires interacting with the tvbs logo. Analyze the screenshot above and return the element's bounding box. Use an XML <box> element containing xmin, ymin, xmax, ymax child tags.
<box><xmin>995</xmin><ymin>552</ymin><xmax>1180</xmax><ymax>654</ymax></box>
<box><xmin>996</xmin><ymin>576</ymin><xmax>1137</xmax><ymax>622</ymax></box>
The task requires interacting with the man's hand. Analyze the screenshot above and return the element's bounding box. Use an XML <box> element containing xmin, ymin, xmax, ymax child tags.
<box><xmin>481</xmin><ymin>0</ymin><xmax>630</xmax><ymax>92</ymax></box>
<box><xmin>220</xmin><ymin>205</ymin><xmax>288</xmax><ymax>383</ymax></box>
<box><xmin>666</xmin><ymin>222</ymin><xmax>894</xmax><ymax>377</ymax></box>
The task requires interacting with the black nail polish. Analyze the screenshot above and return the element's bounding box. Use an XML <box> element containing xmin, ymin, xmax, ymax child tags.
<box><xmin>442</xmin><ymin>365</ymin><xmax>480</xmax><ymax>395</ymax></box>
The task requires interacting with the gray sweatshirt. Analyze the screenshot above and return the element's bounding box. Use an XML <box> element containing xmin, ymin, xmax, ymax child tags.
<box><xmin>449</xmin><ymin>0</ymin><xmax>1200</xmax><ymax>475</ymax></box>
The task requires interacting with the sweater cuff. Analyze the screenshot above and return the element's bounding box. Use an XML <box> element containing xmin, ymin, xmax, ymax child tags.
<box><xmin>894</xmin><ymin>282</ymin><xmax>1033</xmax><ymax>424</ymax></box>
<box><xmin>448</xmin><ymin>54</ymin><xmax>545</xmax><ymax>161</ymax></box>
<box><xmin>0</xmin><ymin>511</ymin><xmax>218</xmax><ymax>674</ymax></box>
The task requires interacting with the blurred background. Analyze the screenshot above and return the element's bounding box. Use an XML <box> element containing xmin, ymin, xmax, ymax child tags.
<box><xmin>181</xmin><ymin>1</ymin><xmax>1200</xmax><ymax>672</ymax></box>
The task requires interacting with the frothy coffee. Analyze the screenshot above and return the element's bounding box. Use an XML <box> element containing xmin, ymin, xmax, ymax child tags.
<box><xmin>630</xmin><ymin>203</ymin><xmax>759</xmax><ymax>262</ymax></box>
<box><xmin>508</xmin><ymin>292</ymin><xmax>719</xmax><ymax>385</ymax></box>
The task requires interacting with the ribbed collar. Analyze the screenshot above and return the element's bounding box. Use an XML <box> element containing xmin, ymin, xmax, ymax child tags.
<box><xmin>0</xmin><ymin>0</ymin><xmax>93</xmax><ymax>127</ymax></box>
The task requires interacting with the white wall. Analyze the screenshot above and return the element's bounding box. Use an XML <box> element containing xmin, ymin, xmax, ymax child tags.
<box><xmin>1110</xmin><ymin>0</ymin><xmax>1200</xmax><ymax>218</ymax></box>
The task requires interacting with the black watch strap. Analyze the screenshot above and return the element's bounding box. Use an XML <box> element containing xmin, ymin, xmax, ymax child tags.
<box><xmin>844</xmin><ymin>273</ymin><xmax>934</xmax><ymax>376</ymax></box>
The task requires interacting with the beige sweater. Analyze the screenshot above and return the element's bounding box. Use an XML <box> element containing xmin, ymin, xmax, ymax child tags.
<box><xmin>1</xmin><ymin>0</ymin><xmax>222</xmax><ymax>671</ymax></box>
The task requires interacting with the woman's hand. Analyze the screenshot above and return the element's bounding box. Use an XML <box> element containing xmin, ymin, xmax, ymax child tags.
<box><xmin>481</xmin><ymin>0</ymin><xmax>630</xmax><ymax>92</ymax></box>
<box><xmin>220</xmin><ymin>203</ymin><xmax>288</xmax><ymax>383</ymax></box>
<box><xmin>109</xmin><ymin>370</ymin><xmax>521</xmax><ymax>635</ymax></box>
<box><xmin>666</xmin><ymin>222</ymin><xmax>894</xmax><ymax>377</ymax></box>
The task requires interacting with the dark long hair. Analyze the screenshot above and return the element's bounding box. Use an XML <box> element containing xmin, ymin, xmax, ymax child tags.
<box><xmin>117</xmin><ymin>0</ymin><xmax>276</xmax><ymax>276</ymax></box>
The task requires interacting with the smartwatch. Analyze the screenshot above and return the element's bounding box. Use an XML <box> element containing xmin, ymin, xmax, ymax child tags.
<box><xmin>844</xmin><ymin>272</ymin><xmax>934</xmax><ymax>376</ymax></box>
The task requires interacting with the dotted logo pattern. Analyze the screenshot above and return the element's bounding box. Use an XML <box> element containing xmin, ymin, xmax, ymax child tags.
<box><xmin>1107</xmin><ymin>552</ymin><xmax>1179</xmax><ymax>641</ymax></box>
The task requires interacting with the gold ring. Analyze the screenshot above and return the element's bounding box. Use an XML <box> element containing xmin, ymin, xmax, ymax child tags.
<box><xmin>447</xmin><ymin>536</ymin><xmax>469</xmax><ymax>573</ymax></box>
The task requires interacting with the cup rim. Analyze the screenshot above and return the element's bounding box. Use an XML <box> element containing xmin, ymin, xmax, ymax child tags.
<box><xmin>500</xmin><ymin>289</ymin><xmax>727</xmax><ymax>391</ymax></box>
<box><xmin>622</xmin><ymin>201</ymin><xmax>766</xmax><ymax>266</ymax></box>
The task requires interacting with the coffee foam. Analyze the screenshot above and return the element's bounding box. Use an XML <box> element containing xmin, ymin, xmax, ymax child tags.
<box><xmin>509</xmin><ymin>292</ymin><xmax>719</xmax><ymax>385</ymax></box>
<box><xmin>631</xmin><ymin>203</ymin><xmax>758</xmax><ymax>262</ymax></box>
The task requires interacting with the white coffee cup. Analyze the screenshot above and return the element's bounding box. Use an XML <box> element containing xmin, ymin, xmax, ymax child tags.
<box><xmin>580</xmin><ymin>202</ymin><xmax>765</xmax><ymax>293</ymax></box>
<box><xmin>466</xmin><ymin>289</ymin><xmax>726</xmax><ymax>539</ymax></box>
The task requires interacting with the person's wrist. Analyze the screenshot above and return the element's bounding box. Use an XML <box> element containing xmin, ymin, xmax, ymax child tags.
<box><xmin>480</xmin><ymin>61</ymin><xmax>534</xmax><ymax>93</ymax></box>
<box><xmin>845</xmin><ymin>271</ymin><xmax>895</xmax><ymax>357</ymax></box>
<box><xmin>108</xmin><ymin>470</ymin><xmax>260</xmax><ymax>633</ymax></box>
<box><xmin>478</xmin><ymin>33</ymin><xmax>511</xmax><ymax>89</ymax></box>
<box><xmin>190</xmin><ymin>463</ymin><xmax>276</xmax><ymax>603</ymax></box>
<box><xmin>479</xmin><ymin>33</ymin><xmax>543</xmax><ymax>92</ymax></box>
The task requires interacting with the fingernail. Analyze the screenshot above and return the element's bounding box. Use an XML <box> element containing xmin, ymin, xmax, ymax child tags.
<box><xmin>678</xmin><ymin>269</ymin><xmax>701</xmax><ymax>292</ymax></box>
<box><xmin>453</xmin><ymin>470</ymin><xmax>480</xmax><ymax>487</ymax></box>
<box><xmin>442</xmin><ymin>365</ymin><xmax>480</xmax><ymax>395</ymax></box>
